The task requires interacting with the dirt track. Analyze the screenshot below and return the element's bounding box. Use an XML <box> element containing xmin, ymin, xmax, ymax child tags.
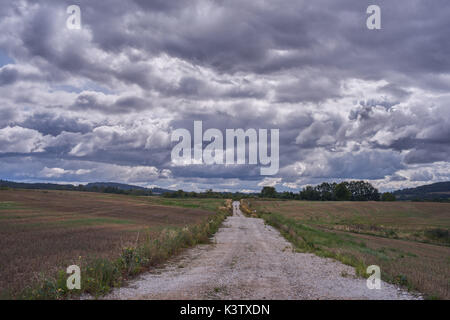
<box><xmin>106</xmin><ymin>202</ymin><xmax>420</xmax><ymax>300</ymax></box>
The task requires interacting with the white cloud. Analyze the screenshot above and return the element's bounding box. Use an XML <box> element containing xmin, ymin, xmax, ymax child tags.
<box><xmin>258</xmin><ymin>177</ymin><xmax>282</xmax><ymax>187</ymax></box>
<box><xmin>0</xmin><ymin>126</ymin><xmax>49</xmax><ymax>153</ymax></box>
<box><xmin>39</xmin><ymin>167</ymin><xmax>92</xmax><ymax>178</ymax></box>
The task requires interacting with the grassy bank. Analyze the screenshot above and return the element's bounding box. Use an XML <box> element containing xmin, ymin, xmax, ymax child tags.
<box><xmin>241</xmin><ymin>199</ymin><xmax>450</xmax><ymax>299</ymax></box>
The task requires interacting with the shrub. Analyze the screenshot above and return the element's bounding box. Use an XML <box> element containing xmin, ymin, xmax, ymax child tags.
<box><xmin>381</xmin><ymin>192</ymin><xmax>396</xmax><ymax>201</ymax></box>
<box><xmin>425</xmin><ymin>228</ymin><xmax>450</xmax><ymax>243</ymax></box>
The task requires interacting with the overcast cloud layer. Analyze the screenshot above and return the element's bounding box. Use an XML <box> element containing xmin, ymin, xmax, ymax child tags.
<box><xmin>0</xmin><ymin>0</ymin><xmax>449</xmax><ymax>192</ymax></box>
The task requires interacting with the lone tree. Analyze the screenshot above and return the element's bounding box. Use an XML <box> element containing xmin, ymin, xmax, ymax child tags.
<box><xmin>261</xmin><ymin>186</ymin><xmax>277</xmax><ymax>198</ymax></box>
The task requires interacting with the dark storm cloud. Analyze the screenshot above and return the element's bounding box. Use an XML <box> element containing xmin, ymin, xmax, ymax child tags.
<box><xmin>273</xmin><ymin>75</ymin><xmax>342</xmax><ymax>103</ymax></box>
<box><xmin>6</xmin><ymin>1</ymin><xmax>447</xmax><ymax>83</ymax></box>
<box><xmin>0</xmin><ymin>0</ymin><xmax>449</xmax><ymax>190</ymax></box>
<box><xmin>156</xmin><ymin>76</ymin><xmax>267</xmax><ymax>100</ymax></box>
<box><xmin>0</xmin><ymin>66</ymin><xmax>19</xmax><ymax>86</ymax></box>
<box><xmin>133</xmin><ymin>0</ymin><xmax>184</xmax><ymax>12</ymax></box>
<box><xmin>378</xmin><ymin>84</ymin><xmax>411</xmax><ymax>100</ymax></box>
<box><xmin>0</xmin><ymin>107</ymin><xmax>17</xmax><ymax>128</ymax></box>
<box><xmin>0</xmin><ymin>65</ymin><xmax>44</xmax><ymax>86</ymax></box>
<box><xmin>7</xmin><ymin>0</ymin><xmax>449</xmax><ymax>96</ymax></box>
<box><xmin>70</xmin><ymin>92</ymin><xmax>153</xmax><ymax>114</ymax></box>
<box><xmin>388</xmin><ymin>173</ymin><xmax>407</xmax><ymax>182</ymax></box>
<box><xmin>405</xmin><ymin>145</ymin><xmax>450</xmax><ymax>165</ymax></box>
<box><xmin>19</xmin><ymin>112</ymin><xmax>93</xmax><ymax>136</ymax></box>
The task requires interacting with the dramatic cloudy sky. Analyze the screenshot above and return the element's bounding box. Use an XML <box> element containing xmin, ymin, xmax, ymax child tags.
<box><xmin>0</xmin><ymin>0</ymin><xmax>449</xmax><ymax>192</ymax></box>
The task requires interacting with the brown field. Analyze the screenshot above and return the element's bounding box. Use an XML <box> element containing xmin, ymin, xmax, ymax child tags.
<box><xmin>0</xmin><ymin>189</ymin><xmax>221</xmax><ymax>295</ymax></box>
<box><xmin>248</xmin><ymin>200</ymin><xmax>450</xmax><ymax>299</ymax></box>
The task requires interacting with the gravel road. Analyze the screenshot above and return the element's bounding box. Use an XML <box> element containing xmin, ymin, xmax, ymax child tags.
<box><xmin>106</xmin><ymin>202</ymin><xmax>420</xmax><ymax>300</ymax></box>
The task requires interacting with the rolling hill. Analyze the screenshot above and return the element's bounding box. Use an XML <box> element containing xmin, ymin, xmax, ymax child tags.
<box><xmin>0</xmin><ymin>180</ymin><xmax>174</xmax><ymax>195</ymax></box>
<box><xmin>394</xmin><ymin>181</ymin><xmax>450</xmax><ymax>201</ymax></box>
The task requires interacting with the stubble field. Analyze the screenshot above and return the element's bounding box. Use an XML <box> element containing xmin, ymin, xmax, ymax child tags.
<box><xmin>0</xmin><ymin>189</ymin><xmax>225</xmax><ymax>298</ymax></box>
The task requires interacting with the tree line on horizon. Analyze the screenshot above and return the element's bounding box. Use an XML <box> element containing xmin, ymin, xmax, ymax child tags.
<box><xmin>0</xmin><ymin>180</ymin><xmax>153</xmax><ymax>196</ymax></box>
<box><xmin>260</xmin><ymin>181</ymin><xmax>396</xmax><ymax>201</ymax></box>
<box><xmin>0</xmin><ymin>179</ymin><xmax>397</xmax><ymax>201</ymax></box>
<box><xmin>162</xmin><ymin>188</ymin><xmax>245</xmax><ymax>200</ymax></box>
<box><xmin>161</xmin><ymin>181</ymin><xmax>396</xmax><ymax>201</ymax></box>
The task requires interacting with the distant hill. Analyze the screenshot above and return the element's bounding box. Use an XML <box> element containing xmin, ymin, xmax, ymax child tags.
<box><xmin>86</xmin><ymin>182</ymin><xmax>147</xmax><ymax>190</ymax></box>
<box><xmin>85</xmin><ymin>182</ymin><xmax>174</xmax><ymax>194</ymax></box>
<box><xmin>394</xmin><ymin>181</ymin><xmax>450</xmax><ymax>201</ymax></box>
<box><xmin>0</xmin><ymin>180</ymin><xmax>76</xmax><ymax>191</ymax></box>
<box><xmin>0</xmin><ymin>180</ymin><xmax>174</xmax><ymax>195</ymax></box>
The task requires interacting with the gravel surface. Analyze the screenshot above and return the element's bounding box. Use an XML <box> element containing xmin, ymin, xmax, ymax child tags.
<box><xmin>105</xmin><ymin>202</ymin><xmax>421</xmax><ymax>300</ymax></box>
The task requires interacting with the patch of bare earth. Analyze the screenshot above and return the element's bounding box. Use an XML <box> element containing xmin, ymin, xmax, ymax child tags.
<box><xmin>106</xmin><ymin>203</ymin><xmax>421</xmax><ymax>300</ymax></box>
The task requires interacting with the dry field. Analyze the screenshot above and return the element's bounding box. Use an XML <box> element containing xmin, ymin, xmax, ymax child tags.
<box><xmin>0</xmin><ymin>189</ymin><xmax>223</xmax><ymax>297</ymax></box>
<box><xmin>247</xmin><ymin>200</ymin><xmax>450</xmax><ymax>299</ymax></box>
